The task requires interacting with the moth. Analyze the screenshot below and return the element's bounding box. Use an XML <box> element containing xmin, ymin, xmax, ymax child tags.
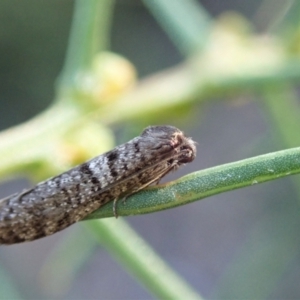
<box><xmin>0</xmin><ymin>125</ymin><xmax>196</xmax><ymax>244</ymax></box>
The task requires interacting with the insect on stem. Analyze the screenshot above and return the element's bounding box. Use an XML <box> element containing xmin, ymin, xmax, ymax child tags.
<box><xmin>0</xmin><ymin>125</ymin><xmax>196</xmax><ymax>244</ymax></box>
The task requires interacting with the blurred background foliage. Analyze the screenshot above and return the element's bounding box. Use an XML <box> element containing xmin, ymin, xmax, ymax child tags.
<box><xmin>1</xmin><ymin>0</ymin><xmax>300</xmax><ymax>299</ymax></box>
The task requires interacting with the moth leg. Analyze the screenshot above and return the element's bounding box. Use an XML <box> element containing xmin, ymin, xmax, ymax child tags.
<box><xmin>113</xmin><ymin>192</ymin><xmax>134</xmax><ymax>218</ymax></box>
<box><xmin>113</xmin><ymin>198</ymin><xmax>119</xmax><ymax>218</ymax></box>
<box><xmin>0</xmin><ymin>188</ymin><xmax>33</xmax><ymax>204</ymax></box>
<box><xmin>17</xmin><ymin>188</ymin><xmax>33</xmax><ymax>199</ymax></box>
<box><xmin>112</xmin><ymin>186</ymin><xmax>147</xmax><ymax>218</ymax></box>
<box><xmin>153</xmin><ymin>165</ymin><xmax>177</xmax><ymax>186</ymax></box>
<box><xmin>0</xmin><ymin>193</ymin><xmax>18</xmax><ymax>203</ymax></box>
<box><xmin>113</xmin><ymin>195</ymin><xmax>130</xmax><ymax>218</ymax></box>
<box><xmin>121</xmin><ymin>185</ymin><xmax>149</xmax><ymax>204</ymax></box>
<box><xmin>120</xmin><ymin>175</ymin><xmax>164</xmax><ymax>206</ymax></box>
<box><xmin>112</xmin><ymin>165</ymin><xmax>176</xmax><ymax>218</ymax></box>
<box><xmin>154</xmin><ymin>179</ymin><xmax>161</xmax><ymax>185</ymax></box>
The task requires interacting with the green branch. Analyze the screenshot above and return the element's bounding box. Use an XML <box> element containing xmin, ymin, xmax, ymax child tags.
<box><xmin>86</xmin><ymin>146</ymin><xmax>300</xmax><ymax>219</ymax></box>
<box><xmin>58</xmin><ymin>0</ymin><xmax>115</xmax><ymax>90</ymax></box>
<box><xmin>85</xmin><ymin>218</ymin><xmax>203</xmax><ymax>300</ymax></box>
<box><xmin>143</xmin><ymin>0</ymin><xmax>212</xmax><ymax>55</ymax></box>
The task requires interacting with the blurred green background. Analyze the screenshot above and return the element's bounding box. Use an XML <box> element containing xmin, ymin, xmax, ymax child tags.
<box><xmin>1</xmin><ymin>0</ymin><xmax>300</xmax><ymax>299</ymax></box>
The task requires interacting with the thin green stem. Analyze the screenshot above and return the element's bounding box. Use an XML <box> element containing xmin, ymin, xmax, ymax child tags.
<box><xmin>39</xmin><ymin>228</ymin><xmax>98</xmax><ymax>296</ymax></box>
<box><xmin>58</xmin><ymin>0</ymin><xmax>115</xmax><ymax>90</ymax></box>
<box><xmin>0</xmin><ymin>102</ymin><xmax>81</xmax><ymax>179</ymax></box>
<box><xmin>86</xmin><ymin>146</ymin><xmax>300</xmax><ymax>219</ymax></box>
<box><xmin>95</xmin><ymin>59</ymin><xmax>300</xmax><ymax>124</ymax></box>
<box><xmin>1</xmin><ymin>60</ymin><xmax>300</xmax><ymax>180</ymax></box>
<box><xmin>143</xmin><ymin>0</ymin><xmax>211</xmax><ymax>55</ymax></box>
<box><xmin>85</xmin><ymin>218</ymin><xmax>203</xmax><ymax>300</ymax></box>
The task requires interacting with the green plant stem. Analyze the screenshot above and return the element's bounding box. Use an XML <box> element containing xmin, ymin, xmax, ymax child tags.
<box><xmin>86</xmin><ymin>146</ymin><xmax>300</xmax><ymax>219</ymax></box>
<box><xmin>58</xmin><ymin>0</ymin><xmax>115</xmax><ymax>90</ymax></box>
<box><xmin>96</xmin><ymin>59</ymin><xmax>300</xmax><ymax>124</ymax></box>
<box><xmin>143</xmin><ymin>0</ymin><xmax>212</xmax><ymax>55</ymax></box>
<box><xmin>39</xmin><ymin>228</ymin><xmax>98</xmax><ymax>296</ymax></box>
<box><xmin>85</xmin><ymin>218</ymin><xmax>203</xmax><ymax>300</ymax></box>
<box><xmin>1</xmin><ymin>59</ymin><xmax>300</xmax><ymax>179</ymax></box>
<box><xmin>0</xmin><ymin>102</ymin><xmax>81</xmax><ymax>179</ymax></box>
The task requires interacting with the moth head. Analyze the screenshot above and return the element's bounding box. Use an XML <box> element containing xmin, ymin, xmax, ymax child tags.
<box><xmin>141</xmin><ymin>125</ymin><xmax>196</xmax><ymax>164</ymax></box>
<box><xmin>176</xmin><ymin>137</ymin><xmax>196</xmax><ymax>164</ymax></box>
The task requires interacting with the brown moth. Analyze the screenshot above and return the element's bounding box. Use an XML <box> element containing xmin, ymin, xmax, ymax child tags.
<box><xmin>0</xmin><ymin>125</ymin><xmax>196</xmax><ymax>244</ymax></box>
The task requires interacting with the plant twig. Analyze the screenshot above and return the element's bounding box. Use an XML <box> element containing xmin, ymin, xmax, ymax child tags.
<box><xmin>86</xmin><ymin>146</ymin><xmax>300</xmax><ymax>219</ymax></box>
